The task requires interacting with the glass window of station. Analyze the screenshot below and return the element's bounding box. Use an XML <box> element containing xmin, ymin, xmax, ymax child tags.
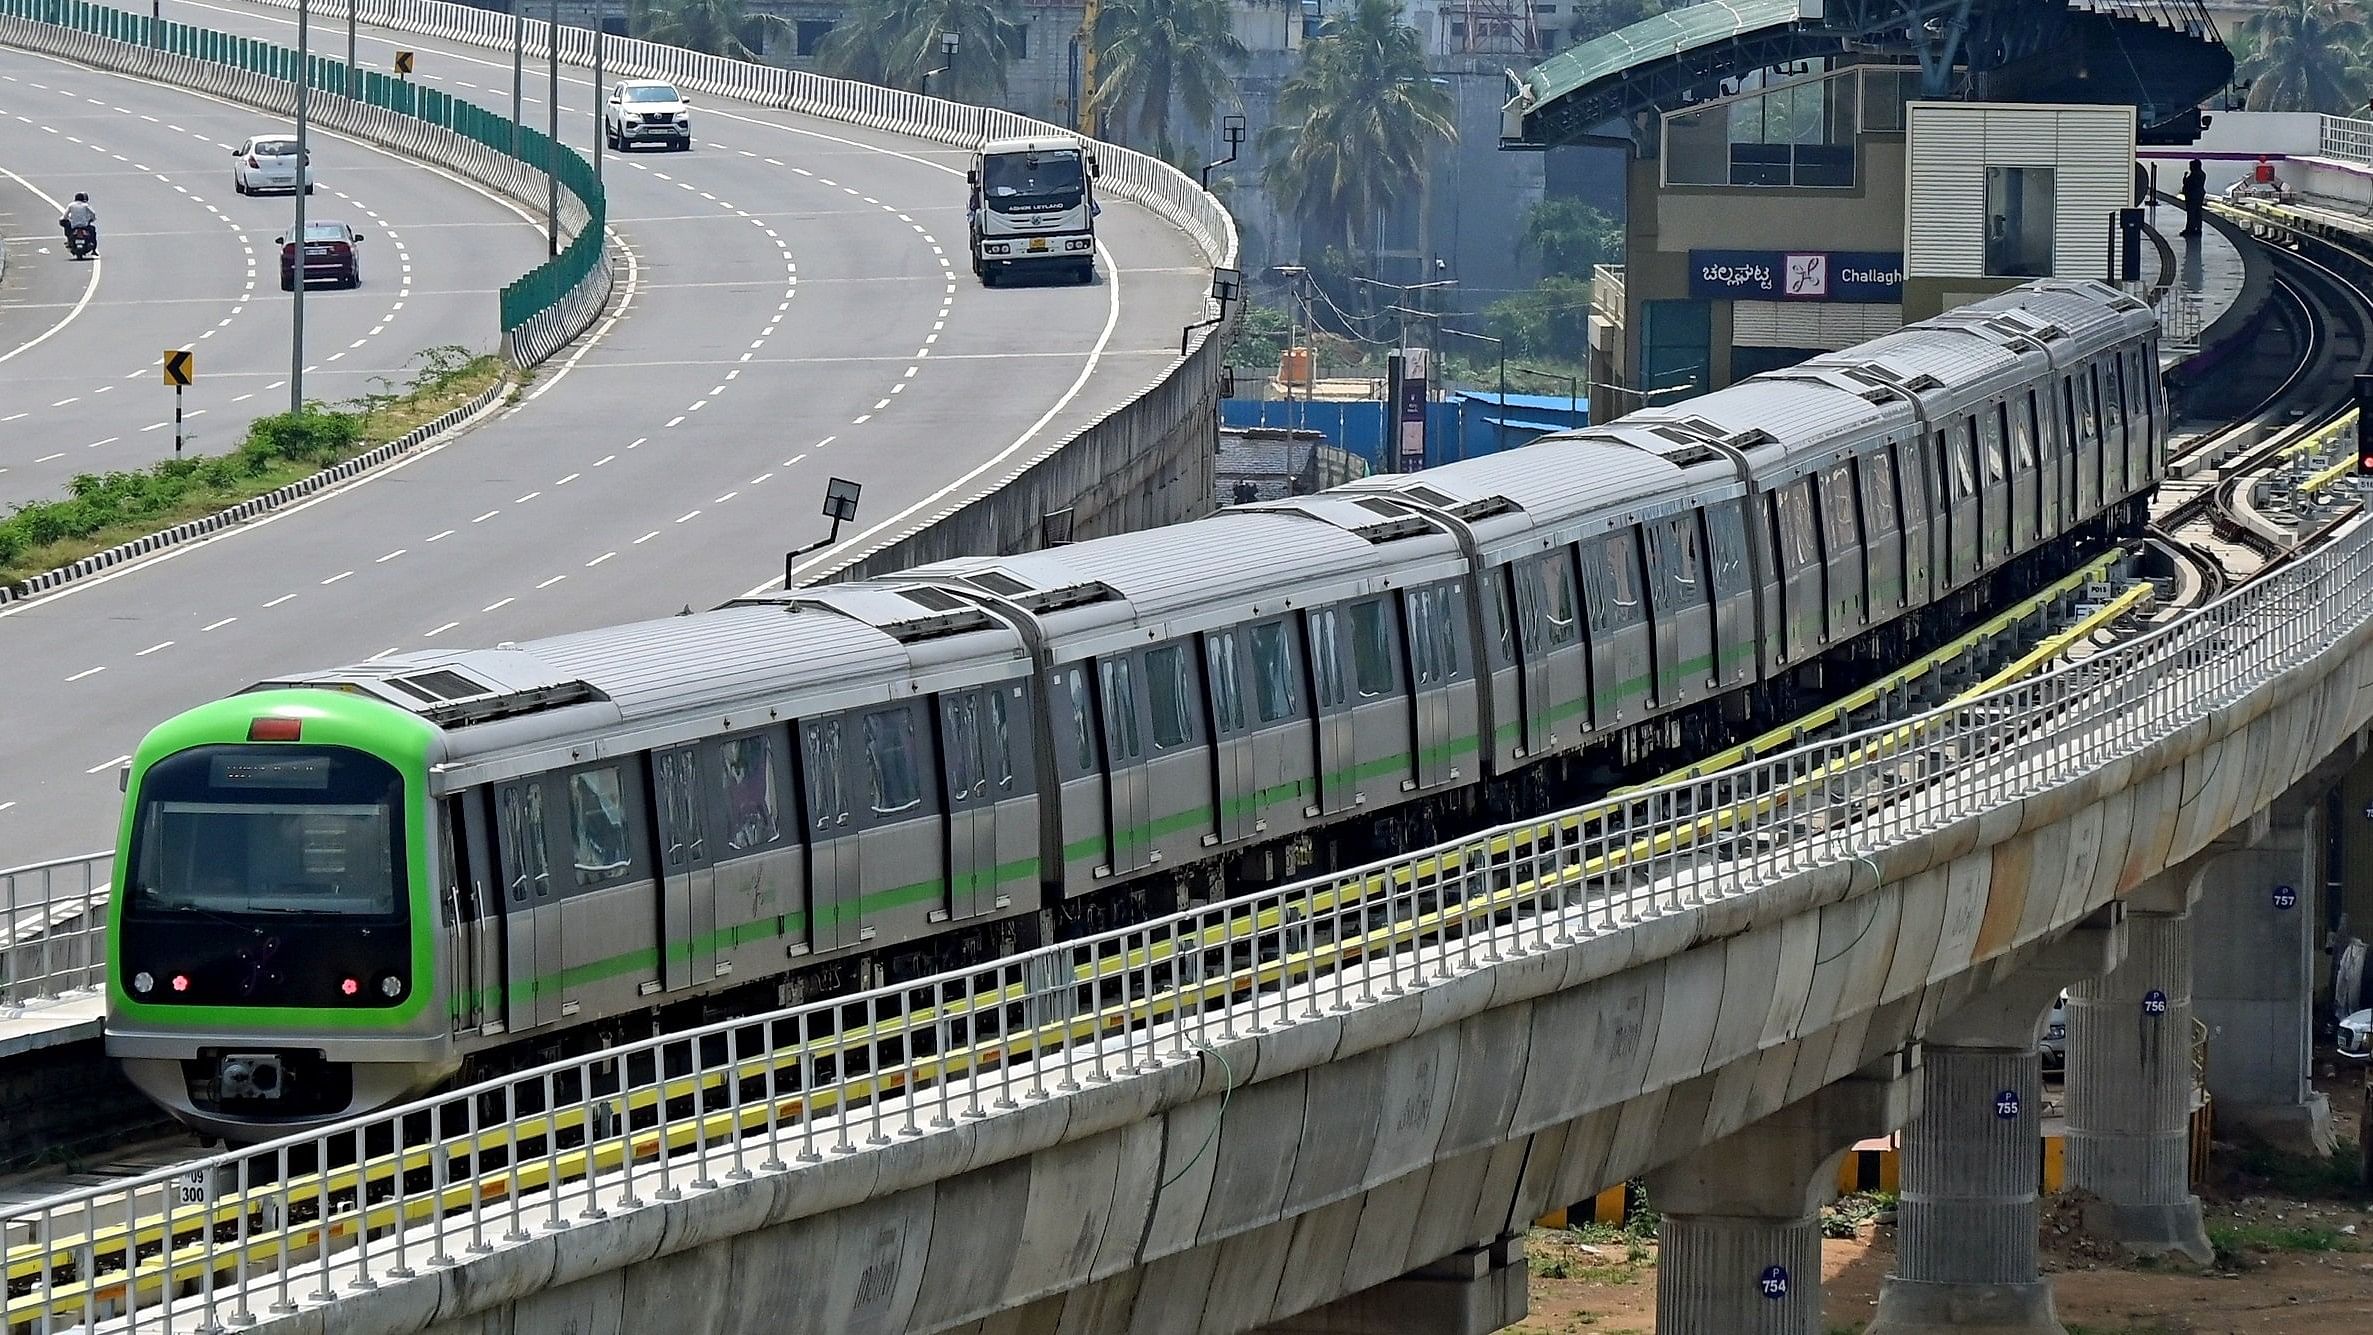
<box><xmin>1663</xmin><ymin>63</ymin><xmax>1918</xmax><ymax>191</ymax></box>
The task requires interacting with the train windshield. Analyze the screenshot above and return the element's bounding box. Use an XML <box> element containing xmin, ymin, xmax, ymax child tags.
<box><xmin>127</xmin><ymin>745</ymin><xmax>405</xmax><ymax>918</ymax></box>
<box><xmin>982</xmin><ymin>151</ymin><xmax>1084</xmax><ymax>210</ymax></box>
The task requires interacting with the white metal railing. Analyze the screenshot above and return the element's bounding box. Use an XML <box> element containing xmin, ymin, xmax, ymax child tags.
<box><xmin>229</xmin><ymin>0</ymin><xmax>1236</xmax><ymax>274</ymax></box>
<box><xmin>6</xmin><ymin>486</ymin><xmax>2371</xmax><ymax>1331</ymax></box>
<box><xmin>1593</xmin><ymin>264</ymin><xmax>1624</xmax><ymax>323</ymax></box>
<box><xmin>0</xmin><ymin>852</ymin><xmax>112</xmax><ymax>1012</ymax></box>
<box><xmin>2321</xmin><ymin>114</ymin><xmax>2373</xmax><ymax>169</ymax></box>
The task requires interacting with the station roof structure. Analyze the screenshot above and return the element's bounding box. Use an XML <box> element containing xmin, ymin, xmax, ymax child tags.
<box><xmin>1505</xmin><ymin>0</ymin><xmax>2233</xmax><ymax>149</ymax></box>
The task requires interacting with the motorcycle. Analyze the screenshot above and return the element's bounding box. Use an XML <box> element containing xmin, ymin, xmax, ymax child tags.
<box><xmin>61</xmin><ymin>222</ymin><xmax>96</xmax><ymax>260</ymax></box>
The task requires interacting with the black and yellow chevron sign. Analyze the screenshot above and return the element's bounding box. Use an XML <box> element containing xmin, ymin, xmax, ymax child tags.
<box><xmin>394</xmin><ymin>50</ymin><xmax>415</xmax><ymax>75</ymax></box>
<box><xmin>161</xmin><ymin>349</ymin><xmax>193</xmax><ymax>388</ymax></box>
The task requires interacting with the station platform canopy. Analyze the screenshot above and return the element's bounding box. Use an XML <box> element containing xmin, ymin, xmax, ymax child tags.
<box><xmin>1504</xmin><ymin>0</ymin><xmax>2233</xmax><ymax>150</ymax></box>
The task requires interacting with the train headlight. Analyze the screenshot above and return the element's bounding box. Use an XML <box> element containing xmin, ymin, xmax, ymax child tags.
<box><xmin>377</xmin><ymin>974</ymin><xmax>404</xmax><ymax>999</ymax></box>
<box><xmin>132</xmin><ymin>971</ymin><xmax>154</xmax><ymax>995</ymax></box>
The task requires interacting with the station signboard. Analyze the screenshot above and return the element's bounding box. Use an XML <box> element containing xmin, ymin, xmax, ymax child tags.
<box><xmin>1687</xmin><ymin>249</ymin><xmax>1905</xmax><ymax>303</ymax></box>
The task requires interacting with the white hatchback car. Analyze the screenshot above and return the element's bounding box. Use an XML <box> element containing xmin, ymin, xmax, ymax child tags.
<box><xmin>233</xmin><ymin>134</ymin><xmax>313</xmax><ymax>196</ymax></box>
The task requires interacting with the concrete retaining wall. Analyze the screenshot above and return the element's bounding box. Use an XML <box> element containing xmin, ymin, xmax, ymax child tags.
<box><xmin>237</xmin><ymin>555</ymin><xmax>2373</xmax><ymax>1335</ymax></box>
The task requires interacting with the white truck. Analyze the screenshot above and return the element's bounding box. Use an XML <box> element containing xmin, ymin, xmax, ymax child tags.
<box><xmin>968</xmin><ymin>136</ymin><xmax>1099</xmax><ymax>286</ymax></box>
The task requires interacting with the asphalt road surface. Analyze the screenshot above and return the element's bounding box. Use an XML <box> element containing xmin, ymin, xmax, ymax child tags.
<box><xmin>0</xmin><ymin>5</ymin><xmax>1212</xmax><ymax>864</ymax></box>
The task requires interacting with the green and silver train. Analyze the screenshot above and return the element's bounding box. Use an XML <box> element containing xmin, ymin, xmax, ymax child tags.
<box><xmin>106</xmin><ymin>278</ymin><xmax>2164</xmax><ymax>1139</ymax></box>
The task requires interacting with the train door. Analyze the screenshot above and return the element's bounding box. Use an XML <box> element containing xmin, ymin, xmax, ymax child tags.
<box><xmin>1396</xmin><ymin>587</ymin><xmax>1453</xmax><ymax>790</ymax></box>
<box><xmin>1245</xmin><ymin>619</ymin><xmax>1315</xmax><ymax>828</ymax></box>
<box><xmin>1204</xmin><ymin>630</ymin><xmax>1254</xmax><ymax>843</ymax></box>
<box><xmin>651</xmin><ymin>744</ymin><xmax>716</xmax><ymax>992</ymax></box>
<box><xmin>1944</xmin><ymin>425</ymin><xmax>1979</xmax><ymax>588</ymax></box>
<box><xmin>1704</xmin><ymin>504</ymin><xmax>1757</xmax><ymax>687</ymax></box>
<box><xmin>855</xmin><ymin>704</ymin><xmax>941</xmax><ymax>942</ymax></box>
<box><xmin>1818</xmin><ymin>463</ymin><xmax>1865</xmax><ymax>637</ymax></box>
<box><xmin>937</xmin><ymin>690</ymin><xmax>997</xmax><ymax>921</ymax></box>
<box><xmin>1976</xmin><ymin>405</ymin><xmax>2009</xmax><ymax>570</ymax></box>
<box><xmin>1888</xmin><ymin>442</ymin><xmax>1929</xmax><ymax>609</ymax></box>
<box><xmin>444</xmin><ymin>796</ymin><xmax>498</xmax><ymax>1033</ymax></box>
<box><xmin>978</xmin><ymin>685</ymin><xmax>1036</xmax><ymax>912</ymax></box>
<box><xmin>1583</xmin><ymin>529</ymin><xmax>1656</xmax><ymax>722</ymax></box>
<box><xmin>2067</xmin><ymin>374</ymin><xmax>2099</xmax><ymax>520</ymax></box>
<box><xmin>1857</xmin><ymin>450</ymin><xmax>1904</xmax><ymax>615</ymax></box>
<box><xmin>493</xmin><ymin>778</ymin><xmax>555</xmax><ymax>1031</ymax></box>
<box><xmin>1509</xmin><ymin>559</ymin><xmax>1550</xmax><ymax>753</ymax></box>
<box><xmin>1098</xmin><ymin>658</ymin><xmax>1153</xmax><ymax>873</ymax></box>
<box><xmin>1051</xmin><ymin>664</ymin><xmax>1108</xmax><ymax>884</ymax></box>
<box><xmin>1307</xmin><ymin>607</ymin><xmax>1358</xmax><ymax>816</ymax></box>
<box><xmin>2029</xmin><ymin>391</ymin><xmax>2061</xmax><ymax>540</ymax></box>
<box><xmin>800</xmin><ymin>715</ymin><xmax>862</xmax><ymax>952</ymax></box>
<box><xmin>1141</xmin><ymin>642</ymin><xmax>1216</xmax><ymax>863</ymax></box>
<box><xmin>1643</xmin><ymin>523</ymin><xmax>1682</xmax><ymax>707</ymax></box>
<box><xmin>1770</xmin><ymin>486</ymin><xmax>1822</xmax><ymax>659</ymax></box>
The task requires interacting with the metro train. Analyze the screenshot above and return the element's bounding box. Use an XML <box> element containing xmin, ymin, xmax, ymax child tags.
<box><xmin>105</xmin><ymin>278</ymin><xmax>2166</xmax><ymax>1138</ymax></box>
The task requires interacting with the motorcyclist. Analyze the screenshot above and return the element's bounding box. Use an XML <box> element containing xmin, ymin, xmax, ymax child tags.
<box><xmin>60</xmin><ymin>193</ymin><xmax>97</xmax><ymax>255</ymax></box>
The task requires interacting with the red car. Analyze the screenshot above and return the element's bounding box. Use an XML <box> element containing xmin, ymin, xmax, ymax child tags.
<box><xmin>278</xmin><ymin>220</ymin><xmax>364</xmax><ymax>290</ymax></box>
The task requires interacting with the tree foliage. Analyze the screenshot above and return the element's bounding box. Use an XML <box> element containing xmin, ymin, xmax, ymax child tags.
<box><xmin>1259</xmin><ymin>0</ymin><xmax>1456</xmax><ymax>263</ymax></box>
<box><xmin>624</xmin><ymin>0</ymin><xmax>793</xmax><ymax>61</ymax></box>
<box><xmin>1090</xmin><ymin>0</ymin><xmax>1246</xmax><ymax>161</ymax></box>
<box><xmin>1481</xmin><ymin>275</ymin><xmax>1593</xmax><ymax>362</ymax></box>
<box><xmin>1521</xmin><ymin>198</ymin><xmax>1620</xmax><ymax>280</ymax></box>
<box><xmin>2235</xmin><ymin>0</ymin><xmax>2372</xmax><ymax>114</ymax></box>
<box><xmin>814</xmin><ymin>0</ymin><xmax>1019</xmax><ymax>102</ymax></box>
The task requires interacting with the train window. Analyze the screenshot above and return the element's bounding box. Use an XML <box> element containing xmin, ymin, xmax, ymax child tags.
<box><xmin>1862</xmin><ymin>451</ymin><xmax>1899</xmax><ymax>534</ymax></box>
<box><xmin>1778</xmin><ymin>484</ymin><xmax>1818</xmax><ymax>566</ymax></box>
<box><xmin>940</xmin><ymin>694</ymin><xmax>982</xmax><ymax>801</ymax></box>
<box><xmin>1098</xmin><ymin>659</ymin><xmax>1143</xmax><ymax>761</ymax></box>
<box><xmin>1984</xmin><ymin>404</ymin><xmax>2008</xmax><ymax>480</ymax></box>
<box><xmin>802</xmin><ymin>719</ymin><xmax>846</xmax><ymax>822</ymax></box>
<box><xmin>1251</xmin><ymin>621</ymin><xmax>1297</xmax><ymax>723</ymax></box>
<box><xmin>1536</xmin><ymin>553</ymin><xmax>1581</xmax><ymax>646</ymax></box>
<box><xmin>1205</xmin><ymin>631</ymin><xmax>1246</xmax><ymax>733</ymax></box>
<box><xmin>2078</xmin><ymin>369</ymin><xmax>2100</xmax><ymax>446</ymax></box>
<box><xmin>1350</xmin><ymin>600</ymin><xmax>1396</xmax><ymax>697</ymax></box>
<box><xmin>987</xmin><ymin>687</ymin><xmax>1017</xmax><ymax>788</ymax></box>
<box><xmin>498</xmin><ymin>780</ymin><xmax>549</xmax><ymax>902</ymax></box>
<box><xmin>1941</xmin><ymin>431</ymin><xmax>1972</xmax><ymax>500</ymax></box>
<box><xmin>864</xmin><ymin>707</ymin><xmax>925</xmax><ymax>814</ymax></box>
<box><xmin>1058</xmin><ymin>667</ymin><xmax>1096</xmax><ymax>773</ymax></box>
<box><xmin>1597</xmin><ymin>532</ymin><xmax>1644</xmax><ymax>626</ymax></box>
<box><xmin>2104</xmin><ymin>357</ymin><xmax>2126</xmax><ymax>445</ymax></box>
<box><xmin>1706</xmin><ymin>504</ymin><xmax>1749</xmax><ymax>595</ymax></box>
<box><xmin>1306</xmin><ymin>609</ymin><xmax>1346</xmax><ymax>708</ymax></box>
<box><xmin>718</xmin><ymin>734</ymin><xmax>781</xmax><ymax>850</ymax></box>
<box><xmin>1147</xmin><ymin>646</ymin><xmax>1196</xmax><ymax>749</ymax></box>
<box><xmin>2022</xmin><ymin>392</ymin><xmax>2042</xmax><ymax>464</ymax></box>
<box><xmin>567</xmin><ymin>767</ymin><xmax>633</xmax><ymax>886</ymax></box>
<box><xmin>656</xmin><ymin>749</ymin><xmax>700</xmax><ymax>866</ymax></box>
<box><xmin>1437</xmin><ymin>583</ymin><xmax>1467</xmax><ymax>680</ymax></box>
<box><xmin>1822</xmin><ymin>465</ymin><xmax>1859</xmax><ymax>548</ymax></box>
<box><xmin>1406</xmin><ymin>585</ymin><xmax>1462</xmax><ymax>685</ymax></box>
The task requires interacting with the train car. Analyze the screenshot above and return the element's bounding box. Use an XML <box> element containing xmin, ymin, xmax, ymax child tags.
<box><xmin>105</xmin><ymin>279</ymin><xmax>2161</xmax><ymax>1138</ymax></box>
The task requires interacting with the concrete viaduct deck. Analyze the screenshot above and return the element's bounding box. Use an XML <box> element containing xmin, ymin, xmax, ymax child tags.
<box><xmin>15</xmin><ymin>524</ymin><xmax>2373</xmax><ymax>1335</ymax></box>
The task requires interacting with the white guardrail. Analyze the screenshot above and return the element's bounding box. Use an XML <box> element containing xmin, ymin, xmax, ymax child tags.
<box><xmin>2321</xmin><ymin>113</ymin><xmax>2373</xmax><ymax>170</ymax></box>
<box><xmin>5</xmin><ymin>505</ymin><xmax>2369</xmax><ymax>1331</ymax></box>
<box><xmin>0</xmin><ymin>853</ymin><xmax>111</xmax><ymax>1013</ymax></box>
<box><xmin>237</xmin><ymin>0</ymin><xmax>1237</xmax><ymax>273</ymax></box>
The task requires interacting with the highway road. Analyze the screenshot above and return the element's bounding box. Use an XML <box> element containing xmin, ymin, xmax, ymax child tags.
<box><xmin>0</xmin><ymin>4</ymin><xmax>1212</xmax><ymax>863</ymax></box>
<box><xmin>0</xmin><ymin>43</ymin><xmax>543</xmax><ymax>504</ymax></box>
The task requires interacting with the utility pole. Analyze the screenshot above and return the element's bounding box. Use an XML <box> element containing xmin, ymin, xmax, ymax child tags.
<box><xmin>592</xmin><ymin>0</ymin><xmax>605</xmax><ymax>180</ymax></box>
<box><xmin>511</xmin><ymin>8</ymin><xmax>524</xmax><ymax>159</ymax></box>
<box><xmin>345</xmin><ymin>0</ymin><xmax>357</xmax><ymax>97</ymax></box>
<box><xmin>290</xmin><ymin>0</ymin><xmax>311</xmax><ymax>414</ymax></box>
<box><xmin>546</xmin><ymin>0</ymin><xmax>560</xmax><ymax>257</ymax></box>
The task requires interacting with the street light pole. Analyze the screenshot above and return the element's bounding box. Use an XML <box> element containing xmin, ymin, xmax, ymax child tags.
<box><xmin>546</xmin><ymin>0</ymin><xmax>560</xmax><ymax>257</ymax></box>
<box><xmin>511</xmin><ymin>9</ymin><xmax>523</xmax><ymax>158</ymax></box>
<box><xmin>290</xmin><ymin>0</ymin><xmax>311</xmax><ymax>415</ymax></box>
<box><xmin>592</xmin><ymin>0</ymin><xmax>604</xmax><ymax>181</ymax></box>
<box><xmin>345</xmin><ymin>0</ymin><xmax>356</xmax><ymax>97</ymax></box>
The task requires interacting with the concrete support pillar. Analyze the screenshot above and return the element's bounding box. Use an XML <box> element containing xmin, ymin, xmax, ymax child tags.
<box><xmin>2193</xmin><ymin>818</ymin><xmax>2336</xmax><ymax>1156</ymax></box>
<box><xmin>2064</xmin><ymin>878</ymin><xmax>2213</xmax><ymax>1263</ymax></box>
<box><xmin>1255</xmin><ymin>1235</ymin><xmax>1527</xmax><ymax>1335</ymax></box>
<box><xmin>1646</xmin><ymin>1050</ymin><xmax>1920</xmax><ymax>1335</ymax></box>
<box><xmin>1871</xmin><ymin>916</ymin><xmax>2125</xmax><ymax>1335</ymax></box>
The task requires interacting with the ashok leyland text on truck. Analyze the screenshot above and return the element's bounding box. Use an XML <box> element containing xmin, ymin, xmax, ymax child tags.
<box><xmin>968</xmin><ymin>136</ymin><xmax>1099</xmax><ymax>286</ymax></box>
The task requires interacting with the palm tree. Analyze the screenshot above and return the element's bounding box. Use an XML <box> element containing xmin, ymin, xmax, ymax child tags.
<box><xmin>1089</xmin><ymin>0</ymin><xmax>1246</xmax><ymax>162</ymax></box>
<box><xmin>1260</xmin><ymin>0</ymin><xmax>1456</xmax><ymax>264</ymax></box>
<box><xmin>624</xmin><ymin>0</ymin><xmax>792</xmax><ymax>61</ymax></box>
<box><xmin>815</xmin><ymin>0</ymin><xmax>1019</xmax><ymax>103</ymax></box>
<box><xmin>2235</xmin><ymin>0</ymin><xmax>2372</xmax><ymax>114</ymax></box>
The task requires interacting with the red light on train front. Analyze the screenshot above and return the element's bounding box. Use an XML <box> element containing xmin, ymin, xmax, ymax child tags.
<box><xmin>340</xmin><ymin>977</ymin><xmax>361</xmax><ymax>997</ymax></box>
<box><xmin>170</xmin><ymin>974</ymin><xmax>190</xmax><ymax>993</ymax></box>
<box><xmin>248</xmin><ymin>716</ymin><xmax>303</xmax><ymax>742</ymax></box>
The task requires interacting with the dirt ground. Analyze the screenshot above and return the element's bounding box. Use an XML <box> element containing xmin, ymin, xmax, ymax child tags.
<box><xmin>1514</xmin><ymin>1069</ymin><xmax>2373</xmax><ymax>1335</ymax></box>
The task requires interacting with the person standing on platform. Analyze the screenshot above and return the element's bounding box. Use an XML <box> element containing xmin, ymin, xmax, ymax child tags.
<box><xmin>2181</xmin><ymin>159</ymin><xmax>2206</xmax><ymax>238</ymax></box>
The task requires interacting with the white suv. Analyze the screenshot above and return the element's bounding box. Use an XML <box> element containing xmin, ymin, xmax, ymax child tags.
<box><xmin>604</xmin><ymin>80</ymin><xmax>691</xmax><ymax>152</ymax></box>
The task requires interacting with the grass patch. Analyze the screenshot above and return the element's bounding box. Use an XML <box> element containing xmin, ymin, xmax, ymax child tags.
<box><xmin>2223</xmin><ymin>1142</ymin><xmax>2365</xmax><ymax>1198</ymax></box>
<box><xmin>2208</xmin><ymin>1220</ymin><xmax>2350</xmax><ymax>1261</ymax></box>
<box><xmin>0</xmin><ymin>346</ymin><xmax>504</xmax><ymax>587</ymax></box>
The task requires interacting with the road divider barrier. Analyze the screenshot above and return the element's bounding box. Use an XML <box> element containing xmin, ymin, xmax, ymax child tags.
<box><xmin>0</xmin><ymin>0</ymin><xmax>608</xmax><ymax>367</ymax></box>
